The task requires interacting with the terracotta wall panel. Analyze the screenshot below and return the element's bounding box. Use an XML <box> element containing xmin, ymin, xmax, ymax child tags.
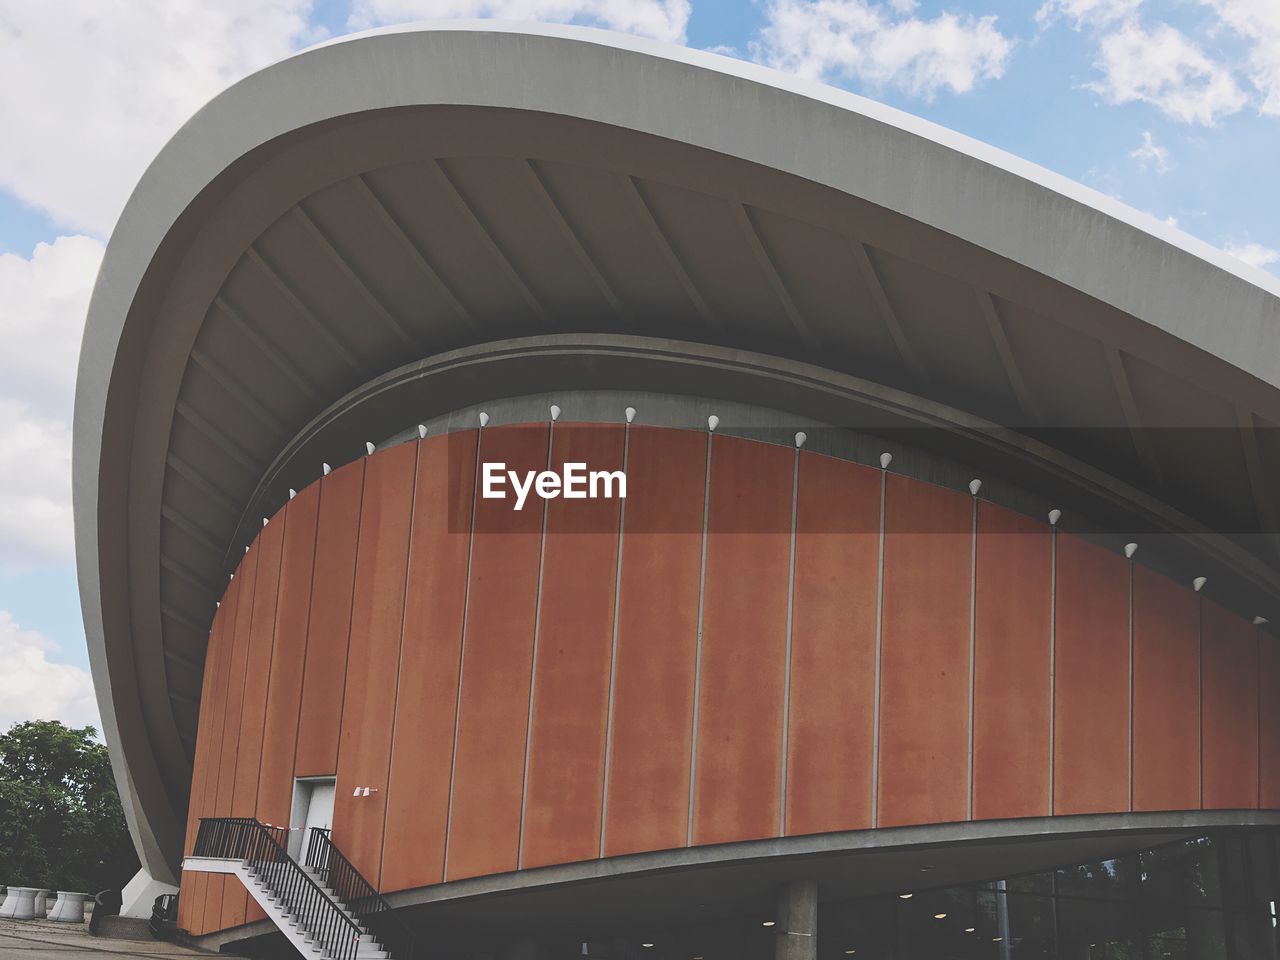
<box><xmin>1053</xmin><ymin>534</ymin><xmax>1130</xmax><ymax>815</ymax></box>
<box><xmin>333</xmin><ymin>442</ymin><xmax>417</xmax><ymax>883</ymax></box>
<box><xmin>381</xmin><ymin>432</ymin><xmax>477</xmax><ymax>893</ymax></box>
<box><xmin>785</xmin><ymin>452</ymin><xmax>879</xmax><ymax>836</ymax></box>
<box><xmin>972</xmin><ymin>503</ymin><xmax>1051</xmax><ymax>821</ymax></box>
<box><xmin>255</xmin><ymin>486</ymin><xmax>320</xmax><ymax>830</ymax></box>
<box><xmin>446</xmin><ymin>424</ymin><xmax>548</xmax><ymax>880</ymax></box>
<box><xmin>604</xmin><ymin>427</ymin><xmax>705</xmax><ymax>857</ymax></box>
<box><xmin>1201</xmin><ymin>601</ymin><xmax>1259</xmax><ymax>809</ymax></box>
<box><xmin>181</xmin><ymin>428</ymin><xmax>1280</xmax><ymax>939</ymax></box>
<box><xmin>295</xmin><ymin>461</ymin><xmax>364</xmax><ymax>776</ymax></box>
<box><xmin>1132</xmin><ymin>565</ymin><xmax>1200</xmax><ymax>812</ymax></box>
<box><xmin>692</xmin><ymin>436</ymin><xmax>793</xmax><ymax>846</ymax></box>
<box><xmin>878</xmin><ymin>475</ymin><xmax>972</xmax><ymax>828</ymax></box>
<box><xmin>522</xmin><ymin>424</ymin><xmax>624</xmax><ymax>868</ymax></box>
<box><xmin>1261</xmin><ymin>639</ymin><xmax>1280</xmax><ymax>809</ymax></box>
<box><xmin>206</xmin><ymin>547</ymin><xmax>258</xmax><ymax>928</ymax></box>
<box><xmin>177</xmin><ymin>586</ymin><xmax>235</xmax><ymax>935</ymax></box>
<box><xmin>224</xmin><ymin>515</ymin><xmax>285</xmax><ymax>928</ymax></box>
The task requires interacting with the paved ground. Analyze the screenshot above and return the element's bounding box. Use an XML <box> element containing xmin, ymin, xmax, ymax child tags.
<box><xmin>0</xmin><ymin>919</ymin><xmax>210</xmax><ymax>960</ymax></box>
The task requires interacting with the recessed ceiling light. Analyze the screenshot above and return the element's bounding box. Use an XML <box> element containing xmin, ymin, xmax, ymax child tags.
<box><xmin>964</xmin><ymin>928</ymin><xmax>976</xmax><ymax>933</ymax></box>
<box><xmin>762</xmin><ymin>921</ymin><xmax>776</xmax><ymax>928</ymax></box>
<box><xmin>845</xmin><ymin>951</ymin><xmax>856</xmax><ymax>955</ymax></box>
<box><xmin>642</xmin><ymin>945</ymin><xmax>654</xmax><ymax>950</ymax></box>
<box><xmin>919</xmin><ymin>865</ymin><xmax>935</xmax><ymax>872</ymax></box>
<box><xmin>934</xmin><ymin>913</ymin><xmax>947</xmax><ymax>920</ymax></box>
<box><xmin>898</xmin><ymin>893</ymin><xmax>913</xmax><ymax>900</ymax></box>
<box><xmin>993</xmin><ymin>937</ymin><xmax>1004</xmax><ymax>942</ymax></box>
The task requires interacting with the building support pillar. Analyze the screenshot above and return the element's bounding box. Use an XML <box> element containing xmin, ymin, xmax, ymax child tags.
<box><xmin>776</xmin><ymin>878</ymin><xmax>818</xmax><ymax>960</ymax></box>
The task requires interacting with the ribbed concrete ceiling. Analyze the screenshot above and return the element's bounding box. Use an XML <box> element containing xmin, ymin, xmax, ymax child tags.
<box><xmin>161</xmin><ymin>108</ymin><xmax>1280</xmax><ymax>749</ymax></box>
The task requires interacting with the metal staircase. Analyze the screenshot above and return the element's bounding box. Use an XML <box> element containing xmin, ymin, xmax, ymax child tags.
<box><xmin>188</xmin><ymin>817</ymin><xmax>415</xmax><ymax>960</ymax></box>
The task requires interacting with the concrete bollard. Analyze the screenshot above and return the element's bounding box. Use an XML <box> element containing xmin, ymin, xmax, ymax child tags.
<box><xmin>48</xmin><ymin>892</ymin><xmax>91</xmax><ymax>923</ymax></box>
<box><xmin>0</xmin><ymin>887</ymin><xmax>39</xmax><ymax>920</ymax></box>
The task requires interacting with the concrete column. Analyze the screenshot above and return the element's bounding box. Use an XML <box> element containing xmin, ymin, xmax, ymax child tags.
<box><xmin>1</xmin><ymin>887</ymin><xmax>38</xmax><ymax>920</ymax></box>
<box><xmin>49</xmin><ymin>892</ymin><xmax>90</xmax><ymax>923</ymax></box>
<box><xmin>775</xmin><ymin>879</ymin><xmax>818</xmax><ymax>960</ymax></box>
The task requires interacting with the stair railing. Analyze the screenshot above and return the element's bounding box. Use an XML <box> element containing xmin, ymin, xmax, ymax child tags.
<box><xmin>194</xmin><ymin>817</ymin><xmax>365</xmax><ymax>960</ymax></box>
<box><xmin>306</xmin><ymin>827</ymin><xmax>417</xmax><ymax>960</ymax></box>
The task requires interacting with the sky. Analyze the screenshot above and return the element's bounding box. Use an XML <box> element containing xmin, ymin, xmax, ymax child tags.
<box><xmin>0</xmin><ymin>0</ymin><xmax>1277</xmax><ymax>733</ymax></box>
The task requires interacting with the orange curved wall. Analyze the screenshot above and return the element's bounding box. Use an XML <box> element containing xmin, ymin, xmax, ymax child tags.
<box><xmin>177</xmin><ymin>424</ymin><xmax>1280</xmax><ymax>936</ymax></box>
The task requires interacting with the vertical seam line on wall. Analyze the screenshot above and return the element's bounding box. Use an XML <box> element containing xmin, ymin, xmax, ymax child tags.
<box><xmin>251</xmin><ymin>507</ymin><xmax>289</xmax><ymax>828</ymax></box>
<box><xmin>870</xmin><ymin>467</ymin><xmax>887</xmax><ymax>829</ymax></box>
<box><xmin>227</xmin><ymin>541</ymin><xmax>262</xmax><ymax>810</ymax></box>
<box><xmin>598</xmin><ymin>420</ymin><xmax>631</xmax><ymax>858</ymax></box>
<box><xmin>223</xmin><ymin>534</ymin><xmax>261</xmax><ymax>925</ymax></box>
<box><xmin>1258</xmin><ymin>633</ymin><xmax>1263</xmax><ymax>811</ymax></box>
<box><xmin>442</xmin><ymin>430</ymin><xmax>484</xmax><ymax>882</ymax></box>
<box><xmin>1199</xmin><ymin>597</ymin><xmax>1205</xmax><ymax>809</ymax></box>
<box><xmin>1048</xmin><ymin>527</ymin><xmax>1057</xmax><ymax>816</ymax></box>
<box><xmin>376</xmin><ymin>443</ymin><xmax>421</xmax><ymax>890</ymax></box>
<box><xmin>331</xmin><ymin>460</ymin><xmax>367</xmax><ymax>778</ymax></box>
<box><xmin>966</xmin><ymin>496</ymin><xmax>978</xmax><ymax>821</ymax></box>
<box><xmin>287</xmin><ymin>480</ymin><xmax>323</xmax><ymax>803</ymax></box>
<box><xmin>779</xmin><ymin>444</ymin><xmax>801</xmax><ymax>837</ymax></box>
<box><xmin>517</xmin><ymin>420</ymin><xmax>556</xmax><ymax>870</ymax></box>
<box><xmin>686</xmin><ymin>430</ymin><xmax>714</xmax><ymax>847</ymax></box>
<box><xmin>1128</xmin><ymin>557</ymin><xmax>1135</xmax><ymax>813</ymax></box>
<box><xmin>203</xmin><ymin>559</ymin><xmax>244</xmax><ymax>929</ymax></box>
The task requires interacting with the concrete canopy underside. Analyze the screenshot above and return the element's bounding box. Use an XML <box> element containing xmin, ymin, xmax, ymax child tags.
<box><xmin>74</xmin><ymin>22</ymin><xmax>1280</xmax><ymax>883</ymax></box>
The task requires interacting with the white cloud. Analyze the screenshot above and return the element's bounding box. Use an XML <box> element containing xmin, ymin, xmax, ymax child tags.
<box><xmin>347</xmin><ymin>0</ymin><xmax>691</xmax><ymax>43</ymax></box>
<box><xmin>0</xmin><ymin>611</ymin><xmax>98</xmax><ymax>732</ymax></box>
<box><xmin>0</xmin><ymin>236</ymin><xmax>103</xmax><ymax>572</ymax></box>
<box><xmin>1129</xmin><ymin>130</ymin><xmax>1171</xmax><ymax>173</ymax></box>
<box><xmin>0</xmin><ymin>402</ymin><xmax>75</xmax><ymax>573</ymax></box>
<box><xmin>0</xmin><ymin>236</ymin><xmax>102</xmax><ymax>421</ymax></box>
<box><xmin>1222</xmin><ymin>240</ymin><xmax>1280</xmax><ymax>270</ymax></box>
<box><xmin>752</xmin><ymin>0</ymin><xmax>1013</xmax><ymax>98</ymax></box>
<box><xmin>1089</xmin><ymin>20</ymin><xmax>1248</xmax><ymax>125</ymax></box>
<box><xmin>0</xmin><ymin>0</ymin><xmax>321</xmax><ymax>237</ymax></box>
<box><xmin>1035</xmin><ymin>0</ymin><xmax>1143</xmax><ymax>29</ymax></box>
<box><xmin>1199</xmin><ymin>0</ymin><xmax>1280</xmax><ymax>114</ymax></box>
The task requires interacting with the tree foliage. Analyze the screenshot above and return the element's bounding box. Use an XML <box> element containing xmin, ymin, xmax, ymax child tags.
<box><xmin>0</xmin><ymin>719</ymin><xmax>138</xmax><ymax>892</ymax></box>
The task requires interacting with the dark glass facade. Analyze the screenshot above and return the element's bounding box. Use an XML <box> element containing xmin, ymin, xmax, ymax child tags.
<box><xmin>555</xmin><ymin>831</ymin><xmax>1280</xmax><ymax>960</ymax></box>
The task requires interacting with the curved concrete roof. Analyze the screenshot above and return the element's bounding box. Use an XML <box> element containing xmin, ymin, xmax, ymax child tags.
<box><xmin>74</xmin><ymin>21</ymin><xmax>1280</xmax><ymax>881</ymax></box>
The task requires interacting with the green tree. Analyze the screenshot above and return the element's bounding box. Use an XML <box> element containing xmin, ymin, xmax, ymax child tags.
<box><xmin>0</xmin><ymin>719</ymin><xmax>138</xmax><ymax>892</ymax></box>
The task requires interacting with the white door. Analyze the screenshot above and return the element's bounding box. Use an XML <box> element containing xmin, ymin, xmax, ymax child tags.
<box><xmin>304</xmin><ymin>780</ymin><xmax>335</xmax><ymax>835</ymax></box>
<box><xmin>290</xmin><ymin>777</ymin><xmax>335</xmax><ymax>859</ymax></box>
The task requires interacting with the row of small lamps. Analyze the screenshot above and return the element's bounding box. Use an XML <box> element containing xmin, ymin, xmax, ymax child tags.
<box><xmin>222</xmin><ymin>405</ymin><xmax>1270</xmax><ymax>629</ymax></box>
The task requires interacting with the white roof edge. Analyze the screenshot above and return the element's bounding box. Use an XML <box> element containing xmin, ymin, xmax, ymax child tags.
<box><xmin>298</xmin><ymin>19</ymin><xmax>1280</xmax><ymax>301</ymax></box>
